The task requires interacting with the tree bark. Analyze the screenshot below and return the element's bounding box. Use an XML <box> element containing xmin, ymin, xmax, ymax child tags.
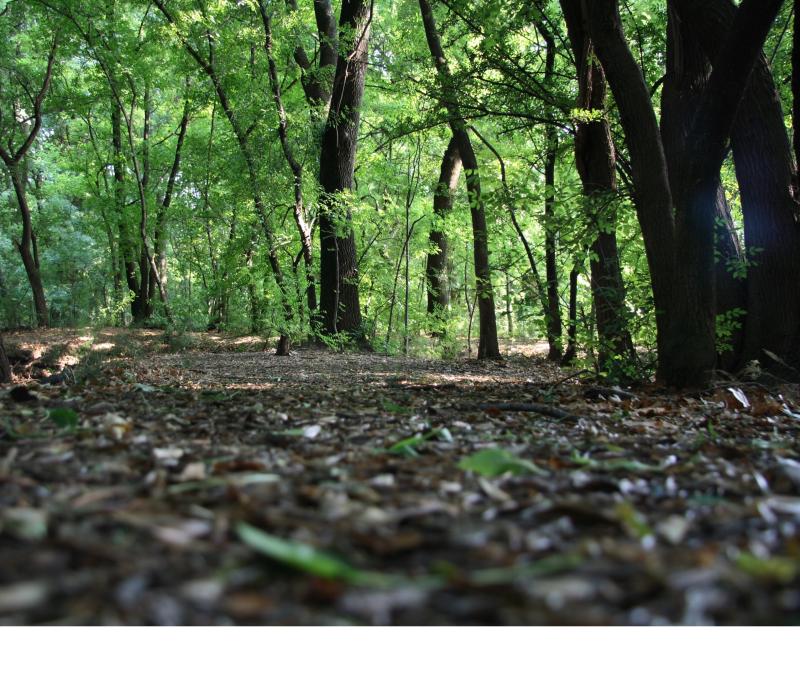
<box><xmin>8</xmin><ymin>167</ymin><xmax>49</xmax><ymax>327</ymax></box>
<box><xmin>260</xmin><ymin>3</ymin><xmax>317</xmax><ymax>317</ymax></box>
<box><xmin>661</xmin><ymin>5</ymin><xmax>746</xmax><ymax>369</ymax></box>
<box><xmin>426</xmin><ymin>136</ymin><xmax>461</xmax><ymax>320</ymax></box>
<box><xmin>674</xmin><ymin>0</ymin><xmax>800</xmax><ymax>369</ymax></box>
<box><xmin>542</xmin><ymin>28</ymin><xmax>563</xmax><ymax>362</ymax></box>
<box><xmin>0</xmin><ymin>33</ymin><xmax>56</xmax><ymax>328</ymax></box>
<box><xmin>318</xmin><ymin>0</ymin><xmax>371</xmax><ymax>338</ymax></box>
<box><xmin>561</xmin><ymin>0</ymin><xmax>636</xmax><ymax>375</ymax></box>
<box><xmin>0</xmin><ymin>333</ymin><xmax>11</xmax><ymax>383</ymax></box>
<box><xmin>148</xmin><ymin>91</ymin><xmax>190</xmax><ymax>312</ymax></box>
<box><xmin>419</xmin><ymin>0</ymin><xmax>500</xmax><ymax>359</ymax></box>
<box><xmin>585</xmin><ymin>0</ymin><xmax>783</xmax><ymax>386</ymax></box>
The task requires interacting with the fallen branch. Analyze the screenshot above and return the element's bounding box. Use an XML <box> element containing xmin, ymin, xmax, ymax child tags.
<box><xmin>477</xmin><ymin>402</ymin><xmax>580</xmax><ymax>421</ymax></box>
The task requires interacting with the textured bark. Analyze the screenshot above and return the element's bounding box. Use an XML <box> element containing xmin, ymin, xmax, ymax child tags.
<box><xmin>419</xmin><ymin>0</ymin><xmax>500</xmax><ymax>359</ymax></box>
<box><xmin>670</xmin><ymin>0</ymin><xmax>785</xmax><ymax>383</ymax></box>
<box><xmin>661</xmin><ymin>5</ymin><xmax>746</xmax><ymax>368</ymax></box>
<box><xmin>561</xmin><ymin>0</ymin><xmax>637</xmax><ymax>375</ymax></box>
<box><xmin>583</xmin><ymin>0</ymin><xmax>677</xmax><ymax>377</ymax></box>
<box><xmin>584</xmin><ymin>0</ymin><xmax>781</xmax><ymax>386</ymax></box>
<box><xmin>426</xmin><ymin>136</ymin><xmax>461</xmax><ymax>318</ymax></box>
<box><xmin>0</xmin><ymin>34</ymin><xmax>56</xmax><ymax>328</ymax></box>
<box><xmin>0</xmin><ymin>333</ymin><xmax>11</xmax><ymax>383</ymax></box>
<box><xmin>675</xmin><ymin>0</ymin><xmax>800</xmax><ymax>369</ymax></box>
<box><xmin>542</xmin><ymin>29</ymin><xmax>563</xmax><ymax>362</ymax></box>
<box><xmin>318</xmin><ymin>0</ymin><xmax>371</xmax><ymax>338</ymax></box>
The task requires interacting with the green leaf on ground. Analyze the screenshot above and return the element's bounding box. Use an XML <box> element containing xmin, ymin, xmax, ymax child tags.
<box><xmin>48</xmin><ymin>407</ymin><xmax>79</xmax><ymax>429</ymax></box>
<box><xmin>459</xmin><ymin>448</ymin><xmax>547</xmax><ymax>477</ymax></box>
<box><xmin>237</xmin><ymin>521</ymin><xmax>364</xmax><ymax>582</ymax></box>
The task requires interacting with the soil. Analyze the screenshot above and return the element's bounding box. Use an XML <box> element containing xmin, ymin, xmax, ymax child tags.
<box><xmin>1</xmin><ymin>328</ymin><xmax>799</xmax><ymax>625</ymax></box>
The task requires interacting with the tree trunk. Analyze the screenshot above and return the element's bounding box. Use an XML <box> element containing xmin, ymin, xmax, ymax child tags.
<box><xmin>561</xmin><ymin>0</ymin><xmax>636</xmax><ymax>376</ymax></box>
<box><xmin>7</xmin><ymin>166</ymin><xmax>48</xmax><ymax>327</ymax></box>
<box><xmin>418</xmin><ymin>0</ymin><xmax>500</xmax><ymax>359</ymax></box>
<box><xmin>675</xmin><ymin>0</ymin><xmax>800</xmax><ymax>370</ymax></box>
<box><xmin>260</xmin><ymin>3</ymin><xmax>317</xmax><ymax>318</ymax></box>
<box><xmin>585</xmin><ymin>0</ymin><xmax>781</xmax><ymax>386</ymax></box>
<box><xmin>542</xmin><ymin>31</ymin><xmax>563</xmax><ymax>362</ymax></box>
<box><xmin>426</xmin><ymin>136</ymin><xmax>461</xmax><ymax>322</ymax></box>
<box><xmin>671</xmin><ymin>0</ymin><xmax>785</xmax><ymax>383</ymax></box>
<box><xmin>560</xmin><ymin>265</ymin><xmax>579</xmax><ymax>365</ymax></box>
<box><xmin>112</xmin><ymin>97</ymin><xmax>140</xmax><ymax>321</ymax></box>
<box><xmin>318</xmin><ymin>0</ymin><xmax>371</xmax><ymax>339</ymax></box>
<box><xmin>583</xmin><ymin>0</ymin><xmax>677</xmax><ymax>380</ymax></box>
<box><xmin>661</xmin><ymin>5</ymin><xmax>746</xmax><ymax>369</ymax></box>
<box><xmin>0</xmin><ymin>332</ymin><xmax>11</xmax><ymax>383</ymax></box>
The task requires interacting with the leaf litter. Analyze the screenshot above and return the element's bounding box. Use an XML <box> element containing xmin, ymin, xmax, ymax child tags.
<box><xmin>1</xmin><ymin>328</ymin><xmax>800</xmax><ymax>625</ymax></box>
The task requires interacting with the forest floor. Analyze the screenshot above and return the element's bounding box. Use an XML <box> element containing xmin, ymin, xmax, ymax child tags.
<box><xmin>1</xmin><ymin>327</ymin><xmax>800</xmax><ymax>625</ymax></box>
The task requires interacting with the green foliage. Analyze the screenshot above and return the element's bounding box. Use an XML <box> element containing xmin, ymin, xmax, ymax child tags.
<box><xmin>459</xmin><ymin>448</ymin><xmax>547</xmax><ymax>477</ymax></box>
<box><xmin>716</xmin><ymin>308</ymin><xmax>746</xmax><ymax>355</ymax></box>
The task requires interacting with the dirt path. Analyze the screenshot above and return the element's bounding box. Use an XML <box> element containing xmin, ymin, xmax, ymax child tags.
<box><xmin>1</xmin><ymin>329</ymin><xmax>800</xmax><ymax>624</ymax></box>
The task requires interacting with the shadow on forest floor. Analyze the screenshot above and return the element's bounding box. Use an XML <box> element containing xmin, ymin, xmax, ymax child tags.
<box><xmin>1</xmin><ymin>328</ymin><xmax>800</xmax><ymax>624</ymax></box>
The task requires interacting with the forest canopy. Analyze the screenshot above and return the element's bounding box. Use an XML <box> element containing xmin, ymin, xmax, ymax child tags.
<box><xmin>1</xmin><ymin>0</ymin><xmax>799</xmax><ymax>386</ymax></box>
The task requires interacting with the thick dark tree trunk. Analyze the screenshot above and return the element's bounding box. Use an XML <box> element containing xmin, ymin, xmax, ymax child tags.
<box><xmin>286</xmin><ymin>0</ymin><xmax>338</xmax><ymax>111</ymax></box>
<box><xmin>426</xmin><ymin>136</ymin><xmax>461</xmax><ymax>321</ymax></box>
<box><xmin>794</xmin><ymin>0</ymin><xmax>800</xmax><ymax>171</ymax></box>
<box><xmin>661</xmin><ymin>6</ymin><xmax>746</xmax><ymax>369</ymax></box>
<box><xmin>8</xmin><ymin>167</ymin><xmax>48</xmax><ymax>327</ymax></box>
<box><xmin>318</xmin><ymin>0</ymin><xmax>371</xmax><ymax>339</ymax></box>
<box><xmin>419</xmin><ymin>0</ymin><xmax>500</xmax><ymax>359</ymax></box>
<box><xmin>561</xmin><ymin>0</ymin><xmax>636</xmax><ymax>376</ymax></box>
<box><xmin>0</xmin><ymin>333</ymin><xmax>11</xmax><ymax>383</ymax></box>
<box><xmin>585</xmin><ymin>0</ymin><xmax>782</xmax><ymax>386</ymax></box>
<box><xmin>674</xmin><ymin>0</ymin><xmax>800</xmax><ymax>370</ymax></box>
<box><xmin>671</xmin><ymin>0</ymin><xmax>786</xmax><ymax>383</ymax></box>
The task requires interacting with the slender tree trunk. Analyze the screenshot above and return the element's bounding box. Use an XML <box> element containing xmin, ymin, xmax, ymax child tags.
<box><xmin>542</xmin><ymin>30</ymin><xmax>563</xmax><ymax>362</ymax></box>
<box><xmin>470</xmin><ymin>127</ymin><xmax>550</xmax><ymax>333</ymax></box>
<box><xmin>418</xmin><ymin>0</ymin><xmax>500</xmax><ymax>359</ymax></box>
<box><xmin>561</xmin><ymin>265</ymin><xmax>579</xmax><ymax>365</ymax></box>
<box><xmin>153</xmin><ymin>0</ymin><xmax>291</xmax><ymax>353</ymax></box>
<box><xmin>426</xmin><ymin>136</ymin><xmax>461</xmax><ymax>323</ymax></box>
<box><xmin>561</xmin><ymin>0</ymin><xmax>636</xmax><ymax>375</ymax></box>
<box><xmin>139</xmin><ymin>85</ymin><xmax>153</xmax><ymax>319</ymax></box>
<box><xmin>7</xmin><ymin>167</ymin><xmax>48</xmax><ymax>327</ymax></box>
<box><xmin>0</xmin><ymin>32</ymin><xmax>55</xmax><ymax>329</ymax></box>
<box><xmin>112</xmin><ymin>96</ymin><xmax>140</xmax><ymax>321</ymax></box>
<box><xmin>318</xmin><ymin>0</ymin><xmax>371</xmax><ymax>339</ymax></box>
<box><xmin>260</xmin><ymin>3</ymin><xmax>317</xmax><ymax>317</ymax></box>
